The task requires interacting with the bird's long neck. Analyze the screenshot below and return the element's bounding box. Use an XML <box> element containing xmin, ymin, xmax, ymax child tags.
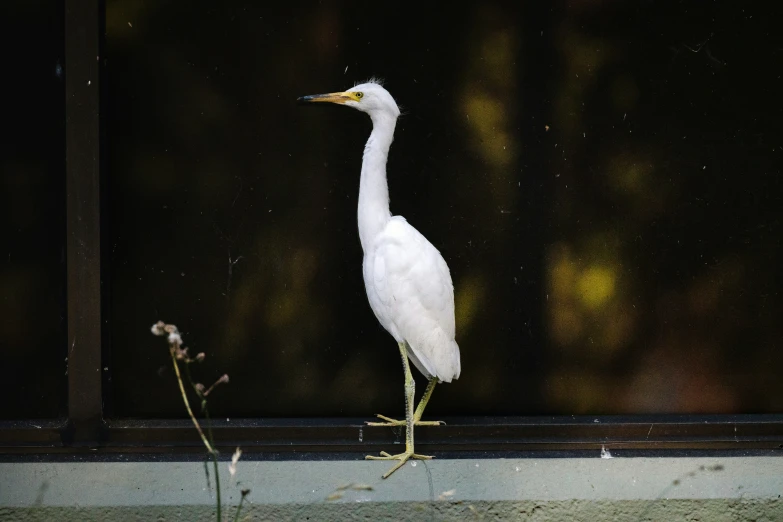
<box><xmin>357</xmin><ymin>113</ymin><xmax>396</xmax><ymax>252</ymax></box>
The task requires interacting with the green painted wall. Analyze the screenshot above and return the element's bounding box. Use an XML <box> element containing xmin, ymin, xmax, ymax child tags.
<box><xmin>2</xmin><ymin>457</ymin><xmax>781</xmax><ymax>521</ymax></box>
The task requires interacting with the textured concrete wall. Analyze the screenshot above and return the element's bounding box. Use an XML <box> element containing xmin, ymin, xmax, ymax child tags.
<box><xmin>2</xmin><ymin>500</ymin><xmax>782</xmax><ymax>521</ymax></box>
<box><xmin>1</xmin><ymin>457</ymin><xmax>782</xmax><ymax>521</ymax></box>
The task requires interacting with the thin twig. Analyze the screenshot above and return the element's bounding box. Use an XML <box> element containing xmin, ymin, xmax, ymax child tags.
<box><xmin>179</xmin><ymin>345</ymin><xmax>221</xmax><ymax>521</ymax></box>
<box><xmin>204</xmin><ymin>374</ymin><xmax>230</xmax><ymax>397</ymax></box>
<box><xmin>170</xmin><ymin>349</ymin><xmax>215</xmax><ymax>454</ymax></box>
<box><xmin>211</xmin><ymin>451</ymin><xmax>221</xmax><ymax>521</ymax></box>
<box><xmin>154</xmin><ymin>321</ymin><xmax>241</xmax><ymax>522</ymax></box>
<box><xmin>233</xmin><ymin>489</ymin><xmax>250</xmax><ymax>522</ymax></box>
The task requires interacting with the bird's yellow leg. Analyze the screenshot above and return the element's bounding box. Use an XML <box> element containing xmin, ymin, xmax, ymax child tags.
<box><xmin>366</xmin><ymin>377</ymin><xmax>444</xmax><ymax>426</ymax></box>
<box><xmin>366</xmin><ymin>342</ymin><xmax>433</xmax><ymax>478</ymax></box>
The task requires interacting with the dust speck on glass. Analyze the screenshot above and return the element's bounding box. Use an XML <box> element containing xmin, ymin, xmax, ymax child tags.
<box><xmin>100</xmin><ymin>0</ymin><xmax>781</xmax><ymax>419</ymax></box>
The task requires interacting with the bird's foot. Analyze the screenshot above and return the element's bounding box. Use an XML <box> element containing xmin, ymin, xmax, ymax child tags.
<box><xmin>365</xmin><ymin>450</ymin><xmax>433</xmax><ymax>478</ymax></box>
<box><xmin>365</xmin><ymin>414</ymin><xmax>445</xmax><ymax>427</ymax></box>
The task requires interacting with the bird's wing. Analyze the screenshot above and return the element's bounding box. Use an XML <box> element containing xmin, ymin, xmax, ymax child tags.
<box><xmin>370</xmin><ymin>216</ymin><xmax>460</xmax><ymax>382</ymax></box>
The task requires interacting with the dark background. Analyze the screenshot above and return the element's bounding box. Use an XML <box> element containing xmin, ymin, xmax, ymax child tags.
<box><xmin>0</xmin><ymin>0</ymin><xmax>67</xmax><ymax>419</ymax></box>
<box><xmin>3</xmin><ymin>0</ymin><xmax>782</xmax><ymax>421</ymax></box>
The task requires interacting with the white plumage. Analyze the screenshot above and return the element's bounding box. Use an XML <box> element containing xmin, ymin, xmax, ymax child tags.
<box><xmin>364</xmin><ymin>215</ymin><xmax>461</xmax><ymax>382</ymax></box>
<box><xmin>351</xmin><ymin>81</ymin><xmax>461</xmax><ymax>384</ymax></box>
<box><xmin>299</xmin><ymin>80</ymin><xmax>459</xmax><ymax>478</ymax></box>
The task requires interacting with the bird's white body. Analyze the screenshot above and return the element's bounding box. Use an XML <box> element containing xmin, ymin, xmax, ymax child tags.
<box><xmin>362</xmin><ymin>216</ymin><xmax>461</xmax><ymax>382</ymax></box>
<box><xmin>349</xmin><ymin>82</ymin><xmax>461</xmax><ymax>383</ymax></box>
<box><xmin>299</xmin><ymin>79</ymin><xmax>459</xmax><ymax>477</ymax></box>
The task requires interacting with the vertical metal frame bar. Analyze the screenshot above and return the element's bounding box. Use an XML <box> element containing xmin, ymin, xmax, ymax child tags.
<box><xmin>65</xmin><ymin>0</ymin><xmax>103</xmax><ymax>445</ymax></box>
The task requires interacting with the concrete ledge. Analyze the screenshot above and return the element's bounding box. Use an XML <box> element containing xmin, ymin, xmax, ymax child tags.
<box><xmin>2</xmin><ymin>457</ymin><xmax>782</xmax><ymax>520</ymax></box>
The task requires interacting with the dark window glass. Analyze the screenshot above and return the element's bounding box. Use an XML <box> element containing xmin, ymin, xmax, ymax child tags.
<box><xmin>0</xmin><ymin>0</ymin><xmax>67</xmax><ymax>419</ymax></box>
<box><xmin>105</xmin><ymin>0</ymin><xmax>782</xmax><ymax>418</ymax></box>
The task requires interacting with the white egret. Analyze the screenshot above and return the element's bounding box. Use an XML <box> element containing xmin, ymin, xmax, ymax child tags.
<box><xmin>298</xmin><ymin>80</ymin><xmax>461</xmax><ymax>478</ymax></box>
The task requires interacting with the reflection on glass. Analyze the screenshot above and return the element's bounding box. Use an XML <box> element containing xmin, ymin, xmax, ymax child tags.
<box><xmin>106</xmin><ymin>0</ymin><xmax>782</xmax><ymax>418</ymax></box>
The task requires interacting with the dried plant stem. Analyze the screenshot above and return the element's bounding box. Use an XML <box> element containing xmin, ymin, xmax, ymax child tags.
<box><xmin>170</xmin><ymin>349</ymin><xmax>215</xmax><ymax>454</ymax></box>
<box><xmin>210</xmin><ymin>453</ymin><xmax>221</xmax><ymax>522</ymax></box>
<box><xmin>170</xmin><ymin>350</ymin><xmax>221</xmax><ymax>521</ymax></box>
<box><xmin>153</xmin><ymin>321</ymin><xmax>238</xmax><ymax>522</ymax></box>
<box><xmin>182</xmin><ymin>362</ymin><xmax>223</xmax><ymax>521</ymax></box>
<box><xmin>233</xmin><ymin>491</ymin><xmax>249</xmax><ymax>522</ymax></box>
<box><xmin>233</xmin><ymin>500</ymin><xmax>245</xmax><ymax>522</ymax></box>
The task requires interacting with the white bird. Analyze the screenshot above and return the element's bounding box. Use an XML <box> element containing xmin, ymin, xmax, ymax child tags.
<box><xmin>299</xmin><ymin>80</ymin><xmax>460</xmax><ymax>478</ymax></box>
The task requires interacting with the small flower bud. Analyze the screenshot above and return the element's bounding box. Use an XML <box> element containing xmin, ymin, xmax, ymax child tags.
<box><xmin>203</xmin><ymin>374</ymin><xmax>230</xmax><ymax>396</ymax></box>
<box><xmin>151</xmin><ymin>321</ymin><xmax>166</xmax><ymax>336</ymax></box>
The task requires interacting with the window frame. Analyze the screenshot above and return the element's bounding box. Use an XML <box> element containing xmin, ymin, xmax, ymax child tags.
<box><xmin>3</xmin><ymin>0</ymin><xmax>783</xmax><ymax>458</ymax></box>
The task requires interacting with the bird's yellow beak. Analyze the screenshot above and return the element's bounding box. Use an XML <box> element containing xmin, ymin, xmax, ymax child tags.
<box><xmin>297</xmin><ymin>91</ymin><xmax>360</xmax><ymax>104</ymax></box>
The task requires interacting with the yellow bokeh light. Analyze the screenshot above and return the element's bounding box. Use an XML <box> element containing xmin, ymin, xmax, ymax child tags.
<box><xmin>577</xmin><ymin>265</ymin><xmax>616</xmax><ymax>310</ymax></box>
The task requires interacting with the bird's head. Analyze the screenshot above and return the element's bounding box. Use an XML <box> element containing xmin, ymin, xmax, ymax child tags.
<box><xmin>298</xmin><ymin>80</ymin><xmax>401</xmax><ymax>120</ymax></box>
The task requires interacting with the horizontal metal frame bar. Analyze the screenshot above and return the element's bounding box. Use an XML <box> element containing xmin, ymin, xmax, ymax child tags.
<box><xmin>3</xmin><ymin>415</ymin><xmax>783</xmax><ymax>455</ymax></box>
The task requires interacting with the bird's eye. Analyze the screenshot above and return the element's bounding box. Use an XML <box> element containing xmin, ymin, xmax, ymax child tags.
<box><xmin>355</xmin><ymin>92</ymin><xmax>364</xmax><ymax>99</ymax></box>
